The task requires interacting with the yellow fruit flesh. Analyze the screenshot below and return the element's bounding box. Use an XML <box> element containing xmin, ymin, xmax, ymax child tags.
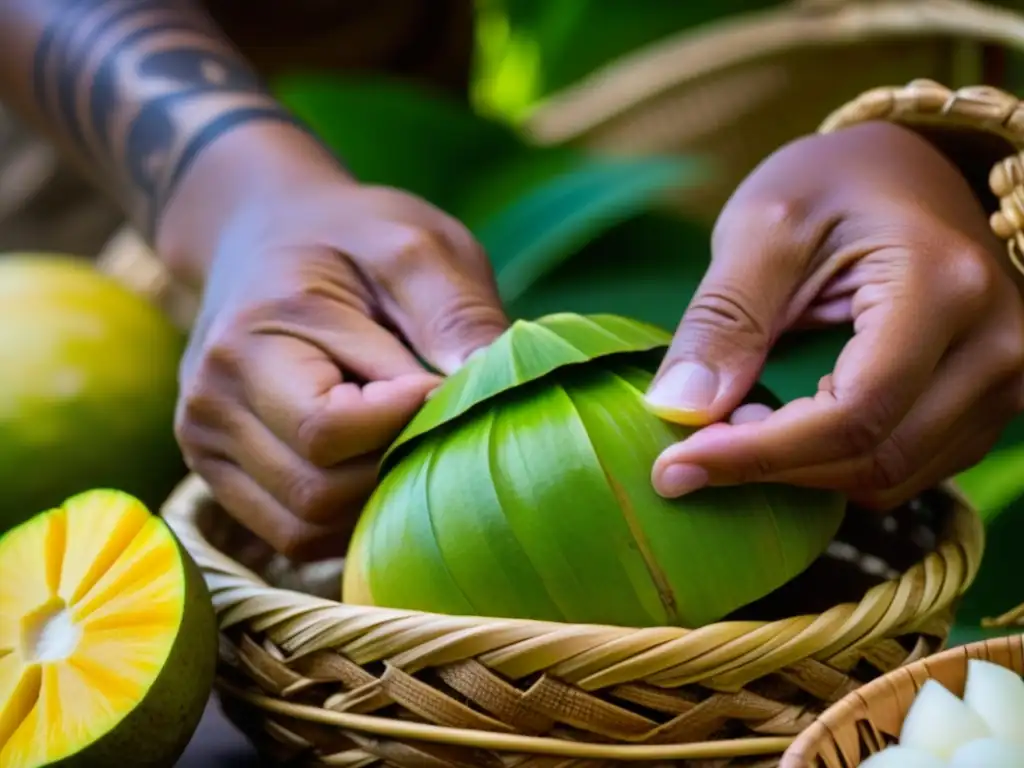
<box><xmin>0</xmin><ymin>491</ymin><xmax>185</xmax><ymax>768</ymax></box>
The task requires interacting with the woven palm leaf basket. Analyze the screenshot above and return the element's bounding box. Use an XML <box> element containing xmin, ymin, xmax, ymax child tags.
<box><xmin>781</xmin><ymin>628</ymin><xmax>1024</xmax><ymax>767</ymax></box>
<box><xmin>158</xmin><ymin>474</ymin><xmax>984</xmax><ymax>767</ymax></box>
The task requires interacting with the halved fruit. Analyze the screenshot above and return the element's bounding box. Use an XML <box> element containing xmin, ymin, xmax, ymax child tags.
<box><xmin>0</xmin><ymin>489</ymin><xmax>217</xmax><ymax>768</ymax></box>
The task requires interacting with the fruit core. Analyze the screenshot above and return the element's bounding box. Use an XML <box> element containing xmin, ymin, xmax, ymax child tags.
<box><xmin>20</xmin><ymin>598</ymin><xmax>80</xmax><ymax>662</ymax></box>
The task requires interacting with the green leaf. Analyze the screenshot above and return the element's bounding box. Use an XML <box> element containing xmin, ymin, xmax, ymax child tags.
<box><xmin>350</xmin><ymin>356</ymin><xmax>845</xmax><ymax>629</ymax></box>
<box><xmin>567</xmin><ymin>365</ymin><xmax>844</xmax><ymax>628</ymax></box>
<box><xmin>485</xmin><ymin>0</ymin><xmax>777</xmax><ymax>102</ymax></box>
<box><xmin>382</xmin><ymin>313</ymin><xmax>671</xmax><ymax>470</ymax></box>
<box><xmin>951</xmin><ymin>446</ymin><xmax>1024</xmax><ymax>634</ymax></box>
<box><xmin>468</xmin><ymin>155</ymin><xmax>706</xmax><ymax>302</ymax></box>
<box><xmin>956</xmin><ymin>445</ymin><xmax>1024</xmax><ymax>523</ymax></box>
<box><xmin>272</xmin><ymin>73</ymin><xmax>523</xmax><ymax>210</ymax></box>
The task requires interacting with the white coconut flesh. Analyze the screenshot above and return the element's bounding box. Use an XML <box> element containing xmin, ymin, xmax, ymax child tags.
<box><xmin>857</xmin><ymin>660</ymin><xmax>1024</xmax><ymax>767</ymax></box>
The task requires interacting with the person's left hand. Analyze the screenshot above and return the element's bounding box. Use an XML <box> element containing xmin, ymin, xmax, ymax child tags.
<box><xmin>645</xmin><ymin>122</ymin><xmax>1024</xmax><ymax>510</ymax></box>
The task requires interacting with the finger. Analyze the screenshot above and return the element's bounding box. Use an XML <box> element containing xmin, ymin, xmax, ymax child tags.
<box><xmin>187</xmin><ymin>409</ymin><xmax>381</xmax><ymax>526</ymax></box>
<box><xmin>244</xmin><ymin>334</ymin><xmax>437</xmax><ymax>467</ymax></box>
<box><xmin>856</xmin><ymin>421</ymin><xmax>1005</xmax><ymax>511</ymax></box>
<box><xmin>343</xmin><ymin>222</ymin><xmax>509</xmax><ymax>374</ymax></box>
<box><xmin>645</xmin><ymin>200</ymin><xmax>832</xmax><ymax>426</ymax></box>
<box><xmin>747</xmin><ymin>332</ymin><xmax>1022</xmax><ymax>491</ymax></box>
<box><xmin>729</xmin><ymin>403</ymin><xmax>774</xmax><ymax>425</ymax></box>
<box><xmin>652</xmin><ymin>254</ymin><xmax>976</xmax><ymax>495</ymax></box>
<box><xmin>195</xmin><ymin>457</ymin><xmax>355</xmax><ymax>561</ymax></box>
<box><xmin>247</xmin><ymin>270</ymin><xmax>433</xmax><ymax>382</ymax></box>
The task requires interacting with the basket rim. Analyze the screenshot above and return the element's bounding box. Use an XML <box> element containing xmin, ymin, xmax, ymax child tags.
<box><xmin>163</xmin><ymin>474</ymin><xmax>982</xmax><ymax>662</ymax></box>
<box><xmin>780</xmin><ymin>632</ymin><xmax>1024</xmax><ymax>767</ymax></box>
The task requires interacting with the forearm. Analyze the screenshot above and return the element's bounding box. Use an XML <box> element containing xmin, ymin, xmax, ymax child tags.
<box><xmin>0</xmin><ymin>0</ymin><xmax>342</xmax><ymax>283</ymax></box>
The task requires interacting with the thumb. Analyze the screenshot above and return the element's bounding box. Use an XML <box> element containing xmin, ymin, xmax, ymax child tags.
<box><xmin>646</xmin><ymin>233</ymin><xmax>806</xmax><ymax>425</ymax></box>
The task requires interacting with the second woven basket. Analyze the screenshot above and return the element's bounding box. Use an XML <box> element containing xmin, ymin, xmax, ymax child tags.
<box><xmin>162</xmin><ymin>476</ymin><xmax>983</xmax><ymax>767</ymax></box>
<box><xmin>781</xmin><ymin>633</ymin><xmax>1024</xmax><ymax>767</ymax></box>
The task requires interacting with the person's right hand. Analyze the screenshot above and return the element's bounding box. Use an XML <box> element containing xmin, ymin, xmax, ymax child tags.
<box><xmin>164</xmin><ymin>141</ymin><xmax>508</xmax><ymax>561</ymax></box>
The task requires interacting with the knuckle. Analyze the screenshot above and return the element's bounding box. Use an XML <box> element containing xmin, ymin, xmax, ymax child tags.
<box><xmin>425</xmin><ymin>293</ymin><xmax>506</xmax><ymax>344</ymax></box>
<box><xmin>738</xmin><ymin>452</ymin><xmax>776</xmax><ymax>484</ymax></box>
<box><xmin>255</xmin><ymin>288</ymin><xmax>329</xmax><ymax>326</ymax></box>
<box><xmin>836</xmin><ymin>397</ymin><xmax>894</xmax><ymax>456</ymax></box>
<box><xmin>172</xmin><ymin>411</ymin><xmax>202</xmax><ymax>452</ymax></box>
<box><xmin>715</xmin><ymin>197</ymin><xmax>806</xmax><ymax>252</ymax></box>
<box><xmin>285</xmin><ymin>475</ymin><xmax>337</xmax><ymax>522</ymax></box>
<box><xmin>944</xmin><ymin>244</ymin><xmax>998</xmax><ymax>311</ymax></box>
<box><xmin>294</xmin><ymin>412</ymin><xmax>334</xmax><ymax>465</ymax></box>
<box><xmin>755</xmin><ymin>198</ymin><xmax>810</xmax><ymax>233</ymax></box>
<box><xmin>381</xmin><ymin>225</ymin><xmax>445</xmax><ymax>275</ymax></box>
<box><xmin>682</xmin><ymin>284</ymin><xmax>768</xmax><ymax>344</ymax></box>
<box><xmin>199</xmin><ymin>331</ymin><xmax>245</xmax><ymax>379</ymax></box>
<box><xmin>176</xmin><ymin>378</ymin><xmax>221</xmax><ymax>432</ymax></box>
<box><xmin>863</xmin><ymin>435</ymin><xmax>912</xmax><ymax>491</ymax></box>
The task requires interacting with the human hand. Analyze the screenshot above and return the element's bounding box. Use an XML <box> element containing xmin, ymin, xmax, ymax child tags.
<box><xmin>164</xmin><ymin>134</ymin><xmax>508</xmax><ymax>560</ymax></box>
<box><xmin>645</xmin><ymin>122</ymin><xmax>1024</xmax><ymax>509</ymax></box>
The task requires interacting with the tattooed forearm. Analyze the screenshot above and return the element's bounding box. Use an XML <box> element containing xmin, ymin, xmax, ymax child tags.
<box><xmin>20</xmin><ymin>0</ymin><xmax>310</xmax><ymax>236</ymax></box>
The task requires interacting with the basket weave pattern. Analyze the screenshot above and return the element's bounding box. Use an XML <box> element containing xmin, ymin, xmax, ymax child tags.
<box><xmin>161</xmin><ymin>476</ymin><xmax>983</xmax><ymax>766</ymax></box>
<box><xmin>781</xmin><ymin>634</ymin><xmax>1024</xmax><ymax>767</ymax></box>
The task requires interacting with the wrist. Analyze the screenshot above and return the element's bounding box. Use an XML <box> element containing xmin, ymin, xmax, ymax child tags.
<box><xmin>154</xmin><ymin>119</ymin><xmax>353</xmax><ymax>287</ymax></box>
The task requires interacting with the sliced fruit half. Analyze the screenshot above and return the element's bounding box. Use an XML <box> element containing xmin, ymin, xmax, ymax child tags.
<box><xmin>0</xmin><ymin>489</ymin><xmax>217</xmax><ymax>768</ymax></box>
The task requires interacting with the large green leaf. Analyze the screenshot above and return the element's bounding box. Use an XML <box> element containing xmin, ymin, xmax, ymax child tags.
<box><xmin>382</xmin><ymin>313</ymin><xmax>670</xmax><ymax>470</ymax></box>
<box><xmin>470</xmin><ymin>156</ymin><xmax>704</xmax><ymax>302</ymax></box>
<box><xmin>272</xmin><ymin>74</ymin><xmax>523</xmax><ymax>210</ymax></box>
<box><xmin>350</xmin><ymin>355</ymin><xmax>845</xmax><ymax>629</ymax></box>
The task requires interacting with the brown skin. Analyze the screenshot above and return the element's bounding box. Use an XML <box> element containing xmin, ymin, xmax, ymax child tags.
<box><xmin>0</xmin><ymin>2</ymin><xmax>1020</xmax><ymax>558</ymax></box>
<box><xmin>0</xmin><ymin>0</ymin><xmax>508</xmax><ymax>559</ymax></box>
<box><xmin>647</xmin><ymin>123</ymin><xmax>1024</xmax><ymax>510</ymax></box>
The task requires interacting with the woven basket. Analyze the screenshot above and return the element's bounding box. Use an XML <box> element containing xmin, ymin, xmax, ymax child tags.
<box><xmin>780</xmin><ymin>633</ymin><xmax>1024</xmax><ymax>767</ymax></box>
<box><xmin>159</xmin><ymin>473</ymin><xmax>984</xmax><ymax>767</ymax></box>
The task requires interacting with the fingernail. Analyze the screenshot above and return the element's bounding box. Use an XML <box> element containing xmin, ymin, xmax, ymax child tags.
<box><xmin>657</xmin><ymin>464</ymin><xmax>709</xmax><ymax>497</ymax></box>
<box><xmin>729</xmin><ymin>403</ymin><xmax>774</xmax><ymax>425</ymax></box>
<box><xmin>437</xmin><ymin>345</ymin><xmax>489</xmax><ymax>376</ymax></box>
<box><xmin>645</xmin><ymin>363</ymin><xmax>719</xmax><ymax>416</ymax></box>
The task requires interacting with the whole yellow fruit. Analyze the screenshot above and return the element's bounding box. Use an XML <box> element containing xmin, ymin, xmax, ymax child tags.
<box><xmin>0</xmin><ymin>254</ymin><xmax>186</xmax><ymax>532</ymax></box>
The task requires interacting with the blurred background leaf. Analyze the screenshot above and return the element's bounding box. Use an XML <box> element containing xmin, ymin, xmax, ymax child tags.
<box><xmin>274</xmin><ymin>75</ymin><xmax>522</xmax><ymax>210</ymax></box>
<box><xmin>475</xmin><ymin>156</ymin><xmax>703</xmax><ymax>301</ymax></box>
<box><xmin>471</xmin><ymin>0</ymin><xmax>778</xmax><ymax>122</ymax></box>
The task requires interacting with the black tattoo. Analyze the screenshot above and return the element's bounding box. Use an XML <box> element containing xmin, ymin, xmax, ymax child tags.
<box><xmin>31</xmin><ymin>0</ymin><xmax>314</xmax><ymax>236</ymax></box>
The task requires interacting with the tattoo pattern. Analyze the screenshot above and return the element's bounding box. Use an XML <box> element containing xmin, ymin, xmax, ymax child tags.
<box><xmin>32</xmin><ymin>0</ymin><xmax>312</xmax><ymax>236</ymax></box>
